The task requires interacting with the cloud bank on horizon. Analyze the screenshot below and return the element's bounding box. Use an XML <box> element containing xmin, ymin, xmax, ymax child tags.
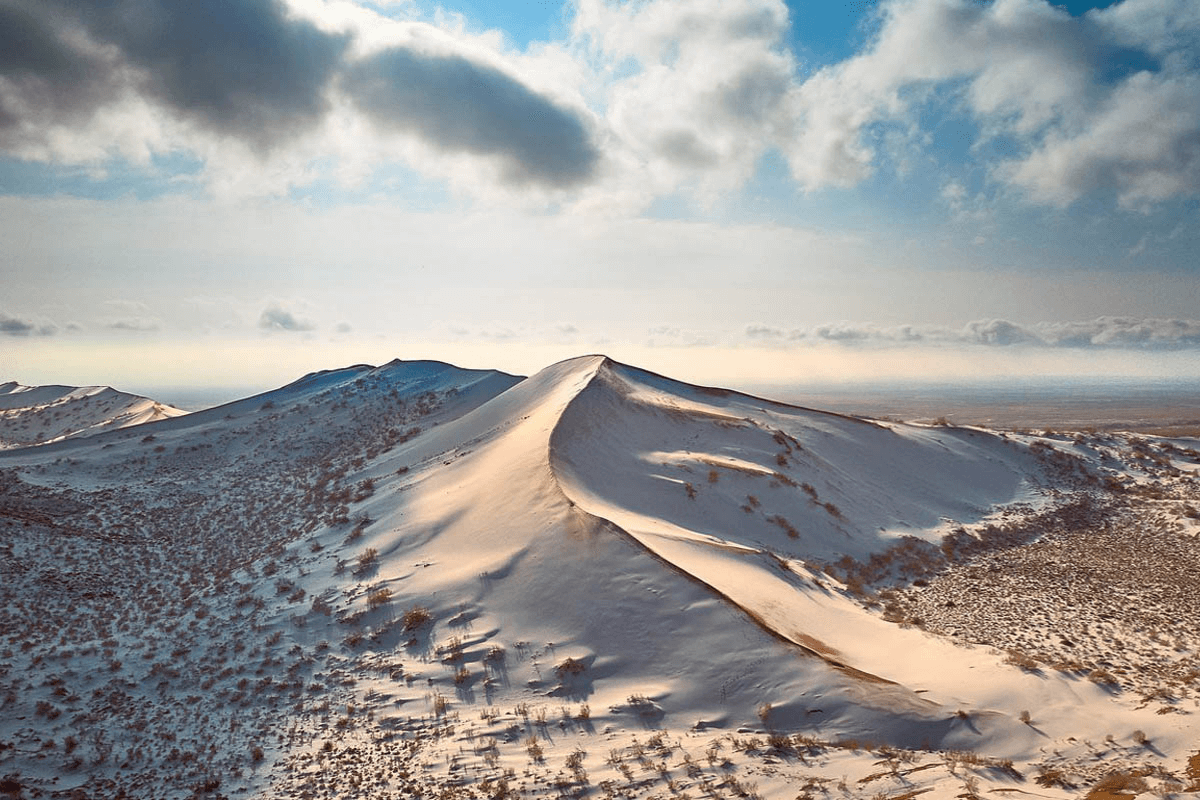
<box><xmin>746</xmin><ymin>316</ymin><xmax>1200</xmax><ymax>349</ymax></box>
<box><xmin>1</xmin><ymin>0</ymin><xmax>1198</xmax><ymax>388</ymax></box>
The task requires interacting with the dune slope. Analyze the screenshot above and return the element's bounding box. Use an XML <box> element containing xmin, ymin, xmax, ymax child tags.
<box><xmin>0</xmin><ymin>381</ymin><xmax>186</xmax><ymax>449</ymax></box>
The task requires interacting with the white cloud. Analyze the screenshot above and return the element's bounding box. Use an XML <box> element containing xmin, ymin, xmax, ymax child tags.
<box><xmin>1097</xmin><ymin>0</ymin><xmax>1200</xmax><ymax>63</ymax></box>
<box><xmin>570</xmin><ymin>0</ymin><xmax>798</xmax><ymax>208</ymax></box>
<box><xmin>782</xmin><ymin>0</ymin><xmax>1200</xmax><ymax>206</ymax></box>
<box><xmin>1036</xmin><ymin>316</ymin><xmax>1200</xmax><ymax>347</ymax></box>
<box><xmin>1004</xmin><ymin>70</ymin><xmax>1200</xmax><ymax>208</ymax></box>
<box><xmin>0</xmin><ymin>0</ymin><xmax>600</xmax><ymax>199</ymax></box>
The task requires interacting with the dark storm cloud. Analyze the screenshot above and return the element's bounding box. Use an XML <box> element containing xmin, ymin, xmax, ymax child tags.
<box><xmin>0</xmin><ymin>3</ymin><xmax>118</xmax><ymax>137</ymax></box>
<box><xmin>342</xmin><ymin>46</ymin><xmax>600</xmax><ymax>187</ymax></box>
<box><xmin>0</xmin><ymin>0</ymin><xmax>601</xmax><ymax>187</ymax></box>
<box><xmin>0</xmin><ymin>0</ymin><xmax>348</xmax><ymax>148</ymax></box>
<box><xmin>76</xmin><ymin>0</ymin><xmax>350</xmax><ymax>148</ymax></box>
<box><xmin>0</xmin><ymin>5</ymin><xmax>84</xmax><ymax>78</ymax></box>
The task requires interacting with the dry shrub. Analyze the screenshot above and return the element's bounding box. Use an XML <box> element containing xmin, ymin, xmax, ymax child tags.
<box><xmin>366</xmin><ymin>587</ymin><xmax>391</xmax><ymax>609</ymax></box>
<box><xmin>1088</xmin><ymin>668</ymin><xmax>1120</xmax><ymax>687</ymax></box>
<box><xmin>555</xmin><ymin>657</ymin><xmax>587</xmax><ymax>679</ymax></box>
<box><xmin>1087</xmin><ymin>771</ymin><xmax>1149</xmax><ymax>799</ymax></box>
<box><xmin>1004</xmin><ymin>649</ymin><xmax>1041</xmax><ymax>671</ymax></box>
<box><xmin>402</xmin><ymin>605</ymin><xmax>431</xmax><ymax>631</ymax></box>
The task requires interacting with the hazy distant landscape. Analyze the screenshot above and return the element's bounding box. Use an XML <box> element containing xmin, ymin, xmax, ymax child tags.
<box><xmin>146</xmin><ymin>377</ymin><xmax>1200</xmax><ymax>433</ymax></box>
<box><xmin>763</xmin><ymin>378</ymin><xmax>1200</xmax><ymax>435</ymax></box>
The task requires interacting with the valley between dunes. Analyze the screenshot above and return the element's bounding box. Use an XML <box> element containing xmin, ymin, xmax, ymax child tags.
<box><xmin>2</xmin><ymin>355</ymin><xmax>1199</xmax><ymax>799</ymax></box>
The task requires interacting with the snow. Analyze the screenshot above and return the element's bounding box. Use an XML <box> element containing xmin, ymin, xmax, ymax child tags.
<box><xmin>1</xmin><ymin>355</ymin><xmax>1198</xmax><ymax>799</ymax></box>
<box><xmin>0</xmin><ymin>381</ymin><xmax>187</xmax><ymax>449</ymax></box>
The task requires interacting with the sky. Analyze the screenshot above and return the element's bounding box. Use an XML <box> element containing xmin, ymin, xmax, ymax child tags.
<box><xmin>1</xmin><ymin>0</ymin><xmax>1198</xmax><ymax>398</ymax></box>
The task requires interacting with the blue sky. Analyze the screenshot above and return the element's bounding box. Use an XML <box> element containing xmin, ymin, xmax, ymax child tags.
<box><xmin>1</xmin><ymin>0</ymin><xmax>1198</xmax><ymax>393</ymax></box>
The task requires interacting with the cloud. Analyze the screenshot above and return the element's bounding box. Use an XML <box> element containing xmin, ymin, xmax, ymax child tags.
<box><xmin>98</xmin><ymin>0</ymin><xmax>349</xmax><ymax>149</ymax></box>
<box><xmin>0</xmin><ymin>4</ymin><xmax>110</xmax><ymax>139</ymax></box>
<box><xmin>745</xmin><ymin>324</ymin><xmax>786</xmax><ymax>339</ymax></box>
<box><xmin>259</xmin><ymin>305</ymin><xmax>316</xmax><ymax>332</ymax></box>
<box><xmin>1036</xmin><ymin>316</ymin><xmax>1200</xmax><ymax>347</ymax></box>
<box><xmin>574</xmin><ymin>0</ymin><xmax>798</xmax><ymax>204</ymax></box>
<box><xmin>0</xmin><ymin>311</ymin><xmax>55</xmax><ymax>336</ymax></box>
<box><xmin>0</xmin><ymin>0</ymin><xmax>597</xmax><ymax>191</ymax></box>
<box><xmin>744</xmin><ymin>317</ymin><xmax>1200</xmax><ymax>349</ymax></box>
<box><xmin>961</xmin><ymin>318</ymin><xmax>1043</xmax><ymax>346</ymax></box>
<box><xmin>343</xmin><ymin>44</ymin><xmax>599</xmax><ymax>187</ymax></box>
<box><xmin>0</xmin><ymin>0</ymin><xmax>347</xmax><ymax>154</ymax></box>
<box><xmin>1003</xmin><ymin>70</ymin><xmax>1200</xmax><ymax>208</ymax></box>
<box><xmin>782</xmin><ymin>0</ymin><xmax>1200</xmax><ymax>207</ymax></box>
<box><xmin>1</xmin><ymin>0</ymin><xmax>1197</xmax><ymax>210</ymax></box>
<box><xmin>106</xmin><ymin>318</ymin><xmax>162</xmax><ymax>332</ymax></box>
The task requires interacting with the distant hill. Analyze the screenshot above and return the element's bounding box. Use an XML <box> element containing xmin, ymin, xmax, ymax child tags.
<box><xmin>0</xmin><ymin>381</ymin><xmax>187</xmax><ymax>449</ymax></box>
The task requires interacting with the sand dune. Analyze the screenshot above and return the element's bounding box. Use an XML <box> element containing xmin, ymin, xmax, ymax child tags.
<box><xmin>0</xmin><ymin>381</ymin><xmax>187</xmax><ymax>449</ymax></box>
<box><xmin>1</xmin><ymin>355</ymin><xmax>1197</xmax><ymax>799</ymax></box>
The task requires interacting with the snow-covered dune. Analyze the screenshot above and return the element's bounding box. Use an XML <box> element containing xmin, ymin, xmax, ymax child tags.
<box><xmin>551</xmin><ymin>358</ymin><xmax>1035</xmax><ymax>564</ymax></box>
<box><xmin>343</xmin><ymin>356</ymin><xmax>948</xmax><ymax>744</ymax></box>
<box><xmin>332</xmin><ymin>356</ymin><xmax>1152</xmax><ymax>753</ymax></box>
<box><xmin>547</xmin><ymin>358</ymin><xmax>1143</xmax><ymax>754</ymax></box>
<box><xmin>0</xmin><ymin>380</ymin><xmax>186</xmax><ymax>449</ymax></box>
<box><xmin>2</xmin><ymin>355</ymin><xmax>1198</xmax><ymax>799</ymax></box>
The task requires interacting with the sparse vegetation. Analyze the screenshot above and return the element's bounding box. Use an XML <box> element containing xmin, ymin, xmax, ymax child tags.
<box><xmin>555</xmin><ymin>657</ymin><xmax>587</xmax><ymax>679</ymax></box>
<box><xmin>366</xmin><ymin>586</ymin><xmax>391</xmax><ymax>608</ymax></box>
<box><xmin>4</xmin><ymin>361</ymin><xmax>1199</xmax><ymax>800</ymax></box>
<box><xmin>402</xmin><ymin>605</ymin><xmax>432</xmax><ymax>631</ymax></box>
<box><xmin>354</xmin><ymin>547</ymin><xmax>378</xmax><ymax>574</ymax></box>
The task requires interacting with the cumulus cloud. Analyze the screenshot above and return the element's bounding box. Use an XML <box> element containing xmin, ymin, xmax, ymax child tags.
<box><xmin>783</xmin><ymin>0</ymin><xmax>1200</xmax><ymax>206</ymax></box>
<box><xmin>0</xmin><ymin>311</ymin><xmax>55</xmax><ymax>336</ymax></box>
<box><xmin>1004</xmin><ymin>70</ymin><xmax>1200</xmax><ymax>208</ymax></box>
<box><xmin>746</xmin><ymin>317</ymin><xmax>1200</xmax><ymax>349</ymax></box>
<box><xmin>1</xmin><ymin>0</ymin><xmax>1197</xmax><ymax>209</ymax></box>
<box><xmin>574</xmin><ymin>0</ymin><xmax>798</xmax><ymax>202</ymax></box>
<box><xmin>98</xmin><ymin>0</ymin><xmax>346</xmax><ymax>148</ymax></box>
<box><xmin>1036</xmin><ymin>316</ymin><xmax>1200</xmax><ymax>347</ymax></box>
<box><xmin>343</xmin><ymin>44</ymin><xmax>599</xmax><ymax>187</ymax></box>
<box><xmin>0</xmin><ymin>0</ymin><xmax>597</xmax><ymax>191</ymax></box>
<box><xmin>259</xmin><ymin>305</ymin><xmax>316</xmax><ymax>332</ymax></box>
<box><xmin>961</xmin><ymin>319</ymin><xmax>1043</xmax><ymax>346</ymax></box>
<box><xmin>0</xmin><ymin>0</ymin><xmax>347</xmax><ymax>154</ymax></box>
<box><xmin>0</xmin><ymin>4</ymin><xmax>115</xmax><ymax>137</ymax></box>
